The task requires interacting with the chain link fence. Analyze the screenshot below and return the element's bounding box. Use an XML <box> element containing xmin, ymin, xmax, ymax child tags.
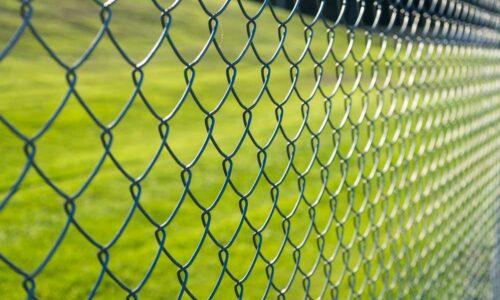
<box><xmin>1</xmin><ymin>0</ymin><xmax>499</xmax><ymax>298</ymax></box>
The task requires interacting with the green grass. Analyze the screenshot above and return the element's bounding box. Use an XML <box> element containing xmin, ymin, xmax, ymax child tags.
<box><xmin>0</xmin><ymin>1</ymin><xmax>405</xmax><ymax>299</ymax></box>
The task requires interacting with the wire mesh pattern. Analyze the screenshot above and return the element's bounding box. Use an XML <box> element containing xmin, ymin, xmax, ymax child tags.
<box><xmin>1</xmin><ymin>0</ymin><xmax>500</xmax><ymax>299</ymax></box>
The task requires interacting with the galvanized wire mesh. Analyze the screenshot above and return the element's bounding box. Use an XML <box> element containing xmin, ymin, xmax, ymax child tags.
<box><xmin>1</xmin><ymin>0</ymin><xmax>500</xmax><ymax>299</ymax></box>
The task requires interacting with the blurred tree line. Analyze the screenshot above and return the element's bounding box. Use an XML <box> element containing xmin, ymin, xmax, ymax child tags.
<box><xmin>253</xmin><ymin>0</ymin><xmax>391</xmax><ymax>27</ymax></box>
<box><xmin>252</xmin><ymin>0</ymin><xmax>448</xmax><ymax>30</ymax></box>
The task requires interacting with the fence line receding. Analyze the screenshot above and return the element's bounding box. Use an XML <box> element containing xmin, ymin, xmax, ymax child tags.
<box><xmin>0</xmin><ymin>0</ymin><xmax>499</xmax><ymax>299</ymax></box>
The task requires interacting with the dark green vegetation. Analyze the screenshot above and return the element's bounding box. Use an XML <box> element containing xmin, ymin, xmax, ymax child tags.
<box><xmin>0</xmin><ymin>0</ymin><xmax>419</xmax><ymax>299</ymax></box>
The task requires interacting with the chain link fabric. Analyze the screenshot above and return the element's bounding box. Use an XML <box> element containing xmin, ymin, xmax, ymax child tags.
<box><xmin>1</xmin><ymin>0</ymin><xmax>500</xmax><ymax>299</ymax></box>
